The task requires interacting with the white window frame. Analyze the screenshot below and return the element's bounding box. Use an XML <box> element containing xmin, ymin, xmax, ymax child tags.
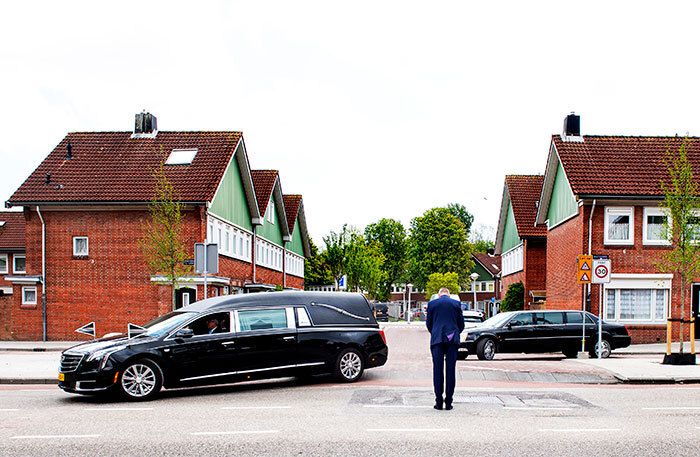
<box><xmin>0</xmin><ymin>254</ymin><xmax>7</xmax><ymax>274</ymax></box>
<box><xmin>643</xmin><ymin>207</ymin><xmax>671</xmax><ymax>246</ymax></box>
<box><xmin>207</xmin><ymin>215</ymin><xmax>252</xmax><ymax>263</ymax></box>
<box><xmin>690</xmin><ymin>209</ymin><xmax>700</xmax><ymax>245</ymax></box>
<box><xmin>266</xmin><ymin>199</ymin><xmax>275</xmax><ymax>224</ymax></box>
<box><xmin>501</xmin><ymin>243</ymin><xmax>524</xmax><ymax>276</ymax></box>
<box><xmin>13</xmin><ymin>254</ymin><xmax>26</xmax><ymax>274</ymax></box>
<box><xmin>604</xmin><ymin>207</ymin><xmax>634</xmax><ymax>246</ymax></box>
<box><xmin>73</xmin><ymin>236</ymin><xmax>89</xmax><ymax>256</ymax></box>
<box><xmin>22</xmin><ymin>286</ymin><xmax>37</xmax><ymax>305</ymax></box>
<box><xmin>603</xmin><ymin>274</ymin><xmax>671</xmax><ymax>325</ymax></box>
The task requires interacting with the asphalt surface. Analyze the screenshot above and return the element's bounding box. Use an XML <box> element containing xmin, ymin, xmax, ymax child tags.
<box><xmin>1</xmin><ymin>326</ymin><xmax>698</xmax><ymax>456</ymax></box>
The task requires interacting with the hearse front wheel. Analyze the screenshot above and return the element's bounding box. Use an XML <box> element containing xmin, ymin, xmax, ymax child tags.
<box><xmin>335</xmin><ymin>348</ymin><xmax>365</xmax><ymax>382</ymax></box>
<box><xmin>118</xmin><ymin>359</ymin><xmax>163</xmax><ymax>401</ymax></box>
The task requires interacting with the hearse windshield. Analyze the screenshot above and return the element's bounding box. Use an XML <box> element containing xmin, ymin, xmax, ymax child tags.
<box><xmin>141</xmin><ymin>312</ymin><xmax>197</xmax><ymax>338</ymax></box>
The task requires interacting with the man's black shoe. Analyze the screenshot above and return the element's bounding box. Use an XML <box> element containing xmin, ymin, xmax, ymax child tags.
<box><xmin>434</xmin><ymin>402</ymin><xmax>443</xmax><ymax>410</ymax></box>
<box><xmin>445</xmin><ymin>403</ymin><xmax>453</xmax><ymax>411</ymax></box>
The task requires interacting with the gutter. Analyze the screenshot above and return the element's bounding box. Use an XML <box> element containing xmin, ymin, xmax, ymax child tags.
<box><xmin>587</xmin><ymin>199</ymin><xmax>596</xmax><ymax>313</ymax></box>
<box><xmin>36</xmin><ymin>206</ymin><xmax>47</xmax><ymax>342</ymax></box>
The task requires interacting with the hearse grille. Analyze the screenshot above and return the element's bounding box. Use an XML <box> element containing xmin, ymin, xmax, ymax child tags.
<box><xmin>60</xmin><ymin>353</ymin><xmax>84</xmax><ymax>372</ymax></box>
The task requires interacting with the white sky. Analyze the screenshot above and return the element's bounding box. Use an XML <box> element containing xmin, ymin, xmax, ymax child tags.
<box><xmin>2</xmin><ymin>1</ymin><xmax>700</xmax><ymax>245</ymax></box>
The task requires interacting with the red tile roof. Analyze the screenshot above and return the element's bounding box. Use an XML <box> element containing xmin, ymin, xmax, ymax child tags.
<box><xmin>505</xmin><ymin>175</ymin><xmax>547</xmax><ymax>237</ymax></box>
<box><xmin>473</xmin><ymin>252</ymin><xmax>500</xmax><ymax>277</ymax></box>
<box><xmin>8</xmin><ymin>131</ymin><xmax>242</xmax><ymax>205</ymax></box>
<box><xmin>552</xmin><ymin>135</ymin><xmax>700</xmax><ymax>196</ymax></box>
<box><xmin>0</xmin><ymin>211</ymin><xmax>25</xmax><ymax>251</ymax></box>
<box><xmin>251</xmin><ymin>170</ymin><xmax>279</xmax><ymax>216</ymax></box>
<box><xmin>283</xmin><ymin>194</ymin><xmax>302</xmax><ymax>232</ymax></box>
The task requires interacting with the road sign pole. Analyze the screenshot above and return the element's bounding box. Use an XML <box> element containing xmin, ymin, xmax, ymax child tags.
<box><xmin>598</xmin><ymin>284</ymin><xmax>603</xmax><ymax>358</ymax></box>
<box><xmin>203</xmin><ymin>238</ymin><xmax>208</xmax><ymax>300</ymax></box>
<box><xmin>581</xmin><ymin>285</ymin><xmax>586</xmax><ymax>353</ymax></box>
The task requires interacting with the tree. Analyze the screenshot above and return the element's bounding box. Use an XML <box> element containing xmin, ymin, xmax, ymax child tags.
<box><xmin>501</xmin><ymin>282</ymin><xmax>525</xmax><ymax>312</ymax></box>
<box><xmin>407</xmin><ymin>207</ymin><xmax>474</xmax><ymax>288</ymax></box>
<box><xmin>345</xmin><ymin>234</ymin><xmax>387</xmax><ymax>299</ymax></box>
<box><xmin>658</xmin><ymin>138</ymin><xmax>700</xmax><ymax>356</ymax></box>
<box><xmin>140</xmin><ymin>165</ymin><xmax>189</xmax><ymax>310</ymax></box>
<box><xmin>471</xmin><ymin>225</ymin><xmax>495</xmax><ymax>253</ymax></box>
<box><xmin>424</xmin><ymin>272</ymin><xmax>460</xmax><ymax>299</ymax></box>
<box><xmin>446</xmin><ymin>203</ymin><xmax>474</xmax><ymax>237</ymax></box>
<box><xmin>364</xmin><ymin>218</ymin><xmax>408</xmax><ymax>301</ymax></box>
<box><xmin>303</xmin><ymin>239</ymin><xmax>334</xmax><ymax>286</ymax></box>
<box><xmin>323</xmin><ymin>225</ymin><xmax>353</xmax><ymax>289</ymax></box>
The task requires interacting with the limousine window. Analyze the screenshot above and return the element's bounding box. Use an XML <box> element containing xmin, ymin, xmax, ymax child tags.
<box><xmin>296</xmin><ymin>307</ymin><xmax>312</xmax><ymax>327</ymax></box>
<box><xmin>509</xmin><ymin>313</ymin><xmax>533</xmax><ymax>327</ymax></box>
<box><xmin>535</xmin><ymin>312</ymin><xmax>563</xmax><ymax>325</ymax></box>
<box><xmin>566</xmin><ymin>312</ymin><xmax>583</xmax><ymax>324</ymax></box>
<box><xmin>186</xmin><ymin>312</ymin><xmax>231</xmax><ymax>335</ymax></box>
<box><xmin>238</xmin><ymin>308</ymin><xmax>288</xmax><ymax>331</ymax></box>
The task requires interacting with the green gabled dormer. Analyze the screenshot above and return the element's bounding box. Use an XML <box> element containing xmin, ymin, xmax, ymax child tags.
<box><xmin>536</xmin><ymin>143</ymin><xmax>579</xmax><ymax>229</ymax></box>
<box><xmin>283</xmin><ymin>194</ymin><xmax>311</xmax><ymax>258</ymax></box>
<box><xmin>251</xmin><ymin>170</ymin><xmax>290</xmax><ymax>248</ymax></box>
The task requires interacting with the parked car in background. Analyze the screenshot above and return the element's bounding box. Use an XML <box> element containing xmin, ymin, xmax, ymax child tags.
<box><xmin>462</xmin><ymin>310</ymin><xmax>484</xmax><ymax>327</ymax></box>
<box><xmin>371</xmin><ymin>302</ymin><xmax>390</xmax><ymax>322</ymax></box>
<box><xmin>459</xmin><ymin>310</ymin><xmax>631</xmax><ymax>360</ymax></box>
<box><xmin>58</xmin><ymin>292</ymin><xmax>388</xmax><ymax>401</ymax></box>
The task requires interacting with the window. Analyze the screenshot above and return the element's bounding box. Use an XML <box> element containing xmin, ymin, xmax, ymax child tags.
<box><xmin>565</xmin><ymin>312</ymin><xmax>583</xmax><ymax>324</ymax></box>
<box><xmin>208</xmin><ymin>216</ymin><xmax>252</xmax><ymax>262</ymax></box>
<box><xmin>13</xmin><ymin>255</ymin><xmax>26</xmax><ymax>274</ymax></box>
<box><xmin>502</xmin><ymin>244</ymin><xmax>524</xmax><ymax>276</ymax></box>
<box><xmin>186</xmin><ymin>312</ymin><xmax>231</xmax><ymax>335</ymax></box>
<box><xmin>73</xmin><ymin>237</ymin><xmax>89</xmax><ymax>256</ymax></box>
<box><xmin>604</xmin><ymin>207</ymin><xmax>634</xmax><ymax>245</ymax></box>
<box><xmin>509</xmin><ymin>313</ymin><xmax>534</xmax><ymax>327</ymax></box>
<box><xmin>165</xmin><ymin>148</ymin><xmax>197</xmax><ymax>165</ymax></box>
<box><xmin>238</xmin><ymin>308</ymin><xmax>288</xmax><ymax>331</ymax></box>
<box><xmin>22</xmin><ymin>286</ymin><xmax>37</xmax><ymax>305</ymax></box>
<box><xmin>0</xmin><ymin>254</ymin><xmax>7</xmax><ymax>274</ymax></box>
<box><xmin>689</xmin><ymin>210</ymin><xmax>700</xmax><ymax>243</ymax></box>
<box><xmin>643</xmin><ymin>208</ymin><xmax>671</xmax><ymax>245</ymax></box>
<box><xmin>605</xmin><ymin>288</ymin><xmax>668</xmax><ymax>323</ymax></box>
<box><xmin>536</xmin><ymin>312</ymin><xmax>564</xmax><ymax>325</ymax></box>
<box><xmin>487</xmin><ymin>282</ymin><xmax>494</xmax><ymax>292</ymax></box>
<box><xmin>266</xmin><ymin>199</ymin><xmax>275</xmax><ymax>224</ymax></box>
<box><xmin>296</xmin><ymin>307</ymin><xmax>312</xmax><ymax>327</ymax></box>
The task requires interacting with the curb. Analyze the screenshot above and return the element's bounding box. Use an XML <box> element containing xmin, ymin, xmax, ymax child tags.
<box><xmin>0</xmin><ymin>378</ymin><xmax>58</xmax><ymax>385</ymax></box>
<box><xmin>613</xmin><ymin>375</ymin><xmax>700</xmax><ymax>384</ymax></box>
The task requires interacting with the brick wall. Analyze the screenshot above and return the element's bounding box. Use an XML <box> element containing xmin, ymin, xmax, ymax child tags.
<box><xmin>545</xmin><ymin>209</ymin><xmax>585</xmax><ymax>310</ymax></box>
<box><xmin>0</xmin><ymin>295</ymin><xmax>11</xmax><ymax>339</ymax></box>
<box><xmin>524</xmin><ymin>238</ymin><xmax>547</xmax><ymax>306</ymax></box>
<box><xmin>501</xmin><ymin>270</ymin><xmax>525</xmax><ymax>307</ymax></box>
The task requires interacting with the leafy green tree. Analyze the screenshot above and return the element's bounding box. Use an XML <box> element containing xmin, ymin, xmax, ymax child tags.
<box><xmin>424</xmin><ymin>272</ymin><xmax>460</xmax><ymax>299</ymax></box>
<box><xmin>364</xmin><ymin>218</ymin><xmax>407</xmax><ymax>301</ymax></box>
<box><xmin>345</xmin><ymin>234</ymin><xmax>387</xmax><ymax>299</ymax></box>
<box><xmin>471</xmin><ymin>226</ymin><xmax>495</xmax><ymax>253</ymax></box>
<box><xmin>501</xmin><ymin>282</ymin><xmax>525</xmax><ymax>312</ymax></box>
<box><xmin>303</xmin><ymin>240</ymin><xmax>334</xmax><ymax>286</ymax></box>
<box><xmin>407</xmin><ymin>207</ymin><xmax>474</xmax><ymax>288</ymax></box>
<box><xmin>140</xmin><ymin>165</ymin><xmax>189</xmax><ymax>310</ymax></box>
<box><xmin>323</xmin><ymin>225</ymin><xmax>353</xmax><ymax>289</ymax></box>
<box><xmin>446</xmin><ymin>203</ymin><xmax>474</xmax><ymax>237</ymax></box>
<box><xmin>658</xmin><ymin>138</ymin><xmax>700</xmax><ymax>355</ymax></box>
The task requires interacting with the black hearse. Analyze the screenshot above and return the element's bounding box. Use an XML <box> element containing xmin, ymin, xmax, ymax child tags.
<box><xmin>58</xmin><ymin>292</ymin><xmax>388</xmax><ymax>401</ymax></box>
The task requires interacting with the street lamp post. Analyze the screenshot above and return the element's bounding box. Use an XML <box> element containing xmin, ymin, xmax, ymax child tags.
<box><xmin>406</xmin><ymin>283</ymin><xmax>413</xmax><ymax>324</ymax></box>
<box><xmin>470</xmin><ymin>272</ymin><xmax>479</xmax><ymax>312</ymax></box>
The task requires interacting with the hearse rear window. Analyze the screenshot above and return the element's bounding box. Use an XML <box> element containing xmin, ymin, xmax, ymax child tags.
<box><xmin>238</xmin><ymin>309</ymin><xmax>288</xmax><ymax>331</ymax></box>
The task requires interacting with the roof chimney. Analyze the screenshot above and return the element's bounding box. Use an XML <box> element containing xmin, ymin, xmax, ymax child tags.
<box><xmin>133</xmin><ymin>111</ymin><xmax>158</xmax><ymax>138</ymax></box>
<box><xmin>563</xmin><ymin>113</ymin><xmax>581</xmax><ymax>137</ymax></box>
<box><xmin>66</xmin><ymin>141</ymin><xmax>72</xmax><ymax>159</ymax></box>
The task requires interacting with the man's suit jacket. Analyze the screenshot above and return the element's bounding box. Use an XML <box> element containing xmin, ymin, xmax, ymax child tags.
<box><xmin>426</xmin><ymin>295</ymin><xmax>464</xmax><ymax>347</ymax></box>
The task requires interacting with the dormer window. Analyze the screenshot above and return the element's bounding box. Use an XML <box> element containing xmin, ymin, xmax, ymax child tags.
<box><xmin>165</xmin><ymin>149</ymin><xmax>198</xmax><ymax>165</ymax></box>
<box><xmin>266</xmin><ymin>198</ymin><xmax>275</xmax><ymax>224</ymax></box>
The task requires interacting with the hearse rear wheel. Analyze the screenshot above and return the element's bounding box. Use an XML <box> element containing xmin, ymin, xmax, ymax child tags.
<box><xmin>589</xmin><ymin>339</ymin><xmax>612</xmax><ymax>359</ymax></box>
<box><xmin>335</xmin><ymin>348</ymin><xmax>365</xmax><ymax>382</ymax></box>
<box><xmin>118</xmin><ymin>359</ymin><xmax>163</xmax><ymax>401</ymax></box>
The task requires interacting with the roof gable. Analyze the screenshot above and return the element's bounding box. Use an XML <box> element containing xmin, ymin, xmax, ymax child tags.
<box><xmin>8</xmin><ymin>131</ymin><xmax>243</xmax><ymax>205</ymax></box>
<box><xmin>283</xmin><ymin>194</ymin><xmax>311</xmax><ymax>257</ymax></box>
<box><xmin>251</xmin><ymin>170</ymin><xmax>290</xmax><ymax>241</ymax></box>
<box><xmin>0</xmin><ymin>211</ymin><xmax>25</xmax><ymax>251</ymax></box>
<box><xmin>472</xmin><ymin>253</ymin><xmax>500</xmax><ymax>278</ymax></box>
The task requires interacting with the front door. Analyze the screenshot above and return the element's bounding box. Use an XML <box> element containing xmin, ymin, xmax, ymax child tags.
<box><xmin>500</xmin><ymin>312</ymin><xmax>536</xmax><ymax>353</ymax></box>
<box><xmin>175</xmin><ymin>287</ymin><xmax>197</xmax><ymax>309</ymax></box>
<box><xmin>693</xmin><ymin>284</ymin><xmax>700</xmax><ymax>337</ymax></box>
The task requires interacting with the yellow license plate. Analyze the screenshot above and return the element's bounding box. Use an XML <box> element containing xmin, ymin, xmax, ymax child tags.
<box><xmin>58</xmin><ymin>373</ymin><xmax>65</xmax><ymax>381</ymax></box>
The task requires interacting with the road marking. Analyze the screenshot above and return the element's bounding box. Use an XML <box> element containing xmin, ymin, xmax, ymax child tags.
<box><xmin>191</xmin><ymin>430</ymin><xmax>278</xmax><ymax>436</ymax></box>
<box><xmin>539</xmin><ymin>428</ymin><xmax>621</xmax><ymax>433</ymax></box>
<box><xmin>642</xmin><ymin>407</ymin><xmax>700</xmax><ymax>411</ymax></box>
<box><xmin>367</xmin><ymin>428</ymin><xmax>451</xmax><ymax>432</ymax></box>
<box><xmin>0</xmin><ymin>408</ymin><xmax>20</xmax><ymax>411</ymax></box>
<box><xmin>504</xmin><ymin>407</ymin><xmax>574</xmax><ymax>411</ymax></box>
<box><xmin>12</xmin><ymin>434</ymin><xmax>101</xmax><ymax>439</ymax></box>
<box><xmin>221</xmin><ymin>406</ymin><xmax>291</xmax><ymax>411</ymax></box>
<box><xmin>84</xmin><ymin>407</ymin><xmax>153</xmax><ymax>411</ymax></box>
<box><xmin>363</xmin><ymin>405</ymin><xmax>432</xmax><ymax>409</ymax></box>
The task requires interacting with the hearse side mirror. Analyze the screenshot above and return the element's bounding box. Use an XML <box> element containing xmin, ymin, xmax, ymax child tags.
<box><xmin>506</xmin><ymin>322</ymin><xmax>513</xmax><ymax>329</ymax></box>
<box><xmin>174</xmin><ymin>328</ymin><xmax>194</xmax><ymax>340</ymax></box>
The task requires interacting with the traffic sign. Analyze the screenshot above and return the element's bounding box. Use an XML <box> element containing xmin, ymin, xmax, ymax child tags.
<box><xmin>338</xmin><ymin>275</ymin><xmax>347</xmax><ymax>290</ymax></box>
<box><xmin>576</xmin><ymin>254</ymin><xmax>593</xmax><ymax>284</ymax></box>
<box><xmin>592</xmin><ymin>255</ymin><xmax>611</xmax><ymax>284</ymax></box>
<box><xmin>75</xmin><ymin>321</ymin><xmax>95</xmax><ymax>338</ymax></box>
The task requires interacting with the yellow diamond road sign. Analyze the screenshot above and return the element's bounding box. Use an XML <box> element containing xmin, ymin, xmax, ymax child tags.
<box><xmin>577</xmin><ymin>255</ymin><xmax>593</xmax><ymax>284</ymax></box>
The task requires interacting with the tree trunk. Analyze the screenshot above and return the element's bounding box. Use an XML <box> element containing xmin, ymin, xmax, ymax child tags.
<box><xmin>680</xmin><ymin>274</ymin><xmax>686</xmax><ymax>354</ymax></box>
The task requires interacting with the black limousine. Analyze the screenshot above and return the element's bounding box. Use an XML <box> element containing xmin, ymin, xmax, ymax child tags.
<box><xmin>58</xmin><ymin>292</ymin><xmax>388</xmax><ymax>401</ymax></box>
<box><xmin>460</xmin><ymin>310</ymin><xmax>631</xmax><ymax>360</ymax></box>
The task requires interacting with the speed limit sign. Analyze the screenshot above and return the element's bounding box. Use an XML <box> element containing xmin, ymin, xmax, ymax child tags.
<box><xmin>592</xmin><ymin>256</ymin><xmax>611</xmax><ymax>284</ymax></box>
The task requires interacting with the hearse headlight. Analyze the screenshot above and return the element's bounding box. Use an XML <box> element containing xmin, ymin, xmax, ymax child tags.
<box><xmin>87</xmin><ymin>346</ymin><xmax>126</xmax><ymax>370</ymax></box>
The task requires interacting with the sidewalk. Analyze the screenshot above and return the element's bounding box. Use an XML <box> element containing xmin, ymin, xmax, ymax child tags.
<box><xmin>577</xmin><ymin>356</ymin><xmax>700</xmax><ymax>383</ymax></box>
<box><xmin>0</xmin><ymin>341</ymin><xmax>76</xmax><ymax>352</ymax></box>
<box><xmin>616</xmin><ymin>341</ymin><xmax>700</xmax><ymax>355</ymax></box>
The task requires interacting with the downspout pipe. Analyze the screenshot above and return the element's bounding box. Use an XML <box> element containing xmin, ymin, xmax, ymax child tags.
<box><xmin>36</xmin><ymin>206</ymin><xmax>47</xmax><ymax>342</ymax></box>
<box><xmin>587</xmin><ymin>199</ymin><xmax>597</xmax><ymax>312</ymax></box>
<box><xmin>252</xmin><ymin>225</ymin><xmax>258</xmax><ymax>284</ymax></box>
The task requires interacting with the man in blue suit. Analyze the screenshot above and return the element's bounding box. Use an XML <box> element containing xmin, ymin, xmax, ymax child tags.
<box><xmin>426</xmin><ymin>288</ymin><xmax>464</xmax><ymax>410</ymax></box>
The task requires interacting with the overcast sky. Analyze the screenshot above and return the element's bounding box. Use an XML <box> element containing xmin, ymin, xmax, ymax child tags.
<box><xmin>2</xmin><ymin>1</ymin><xmax>700</xmax><ymax>245</ymax></box>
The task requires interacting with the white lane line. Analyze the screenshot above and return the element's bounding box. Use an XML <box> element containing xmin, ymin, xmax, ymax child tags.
<box><xmin>0</xmin><ymin>408</ymin><xmax>20</xmax><ymax>411</ymax></box>
<box><xmin>221</xmin><ymin>406</ymin><xmax>291</xmax><ymax>411</ymax></box>
<box><xmin>84</xmin><ymin>407</ymin><xmax>153</xmax><ymax>411</ymax></box>
<box><xmin>504</xmin><ymin>407</ymin><xmax>574</xmax><ymax>411</ymax></box>
<box><xmin>539</xmin><ymin>428</ymin><xmax>621</xmax><ymax>433</ymax></box>
<box><xmin>642</xmin><ymin>407</ymin><xmax>700</xmax><ymax>411</ymax></box>
<box><xmin>191</xmin><ymin>430</ymin><xmax>278</xmax><ymax>436</ymax></box>
<box><xmin>367</xmin><ymin>428</ymin><xmax>451</xmax><ymax>432</ymax></box>
<box><xmin>12</xmin><ymin>434</ymin><xmax>101</xmax><ymax>439</ymax></box>
<box><xmin>363</xmin><ymin>405</ymin><xmax>432</xmax><ymax>409</ymax></box>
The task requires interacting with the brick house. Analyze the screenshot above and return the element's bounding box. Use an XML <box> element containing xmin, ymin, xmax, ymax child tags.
<box><xmin>494</xmin><ymin>175</ymin><xmax>547</xmax><ymax>309</ymax></box>
<box><xmin>3</xmin><ymin>113</ymin><xmax>311</xmax><ymax>340</ymax></box>
<box><xmin>0</xmin><ymin>212</ymin><xmax>26</xmax><ymax>339</ymax></box>
<box><xmin>536</xmin><ymin>114</ymin><xmax>700</xmax><ymax>343</ymax></box>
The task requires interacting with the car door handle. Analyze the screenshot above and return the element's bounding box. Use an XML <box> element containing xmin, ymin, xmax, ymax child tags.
<box><xmin>281</xmin><ymin>336</ymin><xmax>295</xmax><ymax>341</ymax></box>
<box><xmin>222</xmin><ymin>341</ymin><xmax>236</xmax><ymax>346</ymax></box>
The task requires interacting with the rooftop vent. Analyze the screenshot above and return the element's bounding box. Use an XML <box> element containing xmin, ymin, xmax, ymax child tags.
<box><xmin>66</xmin><ymin>141</ymin><xmax>72</xmax><ymax>160</ymax></box>
<box><xmin>561</xmin><ymin>113</ymin><xmax>583</xmax><ymax>142</ymax></box>
<box><xmin>165</xmin><ymin>148</ymin><xmax>198</xmax><ymax>165</ymax></box>
<box><xmin>132</xmin><ymin>111</ymin><xmax>158</xmax><ymax>138</ymax></box>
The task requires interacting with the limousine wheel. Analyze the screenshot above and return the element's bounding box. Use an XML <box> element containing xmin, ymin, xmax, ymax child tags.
<box><xmin>335</xmin><ymin>348</ymin><xmax>365</xmax><ymax>382</ymax></box>
<box><xmin>589</xmin><ymin>340</ymin><xmax>612</xmax><ymax>359</ymax></box>
<box><xmin>476</xmin><ymin>338</ymin><xmax>496</xmax><ymax>361</ymax></box>
<box><xmin>118</xmin><ymin>359</ymin><xmax>163</xmax><ymax>401</ymax></box>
